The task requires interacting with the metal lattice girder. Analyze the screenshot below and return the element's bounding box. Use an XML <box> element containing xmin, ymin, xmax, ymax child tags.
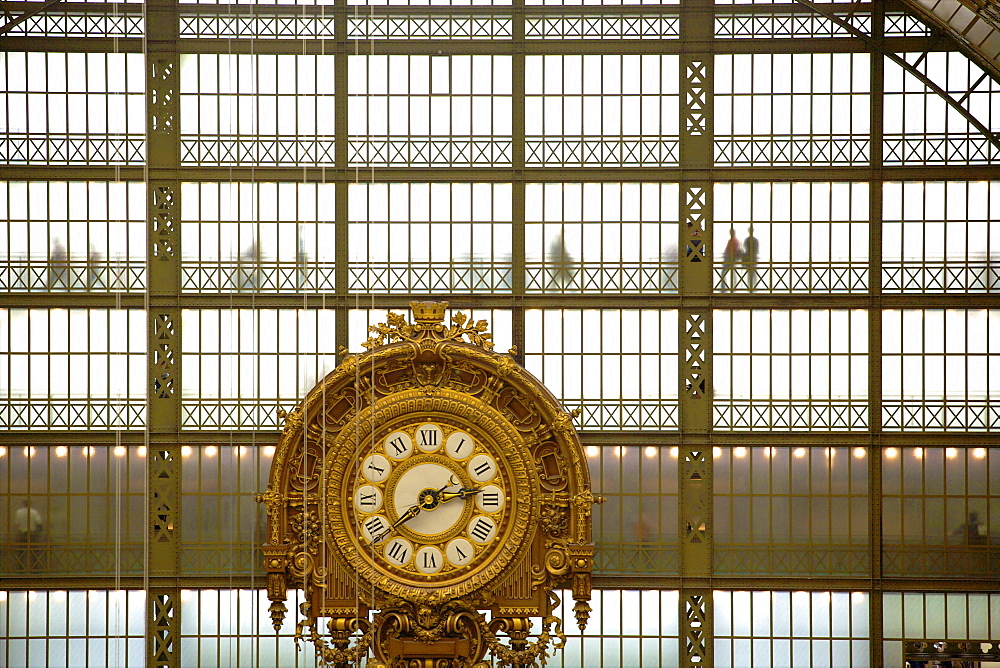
<box><xmin>145</xmin><ymin>0</ymin><xmax>182</xmax><ymax>665</ymax></box>
<box><xmin>678</xmin><ymin>2</ymin><xmax>715</xmax><ymax>665</ymax></box>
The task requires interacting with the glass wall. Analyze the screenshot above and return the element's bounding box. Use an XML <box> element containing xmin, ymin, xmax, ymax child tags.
<box><xmin>3</xmin><ymin>1</ymin><xmax>1000</xmax><ymax>665</ymax></box>
<box><xmin>1</xmin><ymin>309</ymin><xmax>146</xmax><ymax>429</ymax></box>
<box><xmin>714</xmin><ymin>446</ymin><xmax>869</xmax><ymax>576</ymax></box>
<box><xmin>714</xmin><ymin>591</ymin><xmax>869</xmax><ymax>668</ymax></box>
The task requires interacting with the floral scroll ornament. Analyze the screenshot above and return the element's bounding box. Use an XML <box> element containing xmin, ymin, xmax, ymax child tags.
<box><xmin>362</xmin><ymin>302</ymin><xmax>494</xmax><ymax>351</ymax></box>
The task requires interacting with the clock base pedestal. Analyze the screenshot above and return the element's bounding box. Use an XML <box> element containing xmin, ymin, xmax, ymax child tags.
<box><xmin>386</xmin><ymin>638</ymin><xmax>473</xmax><ymax>667</ymax></box>
<box><xmin>370</xmin><ymin>602</ymin><xmax>489</xmax><ymax>668</ymax></box>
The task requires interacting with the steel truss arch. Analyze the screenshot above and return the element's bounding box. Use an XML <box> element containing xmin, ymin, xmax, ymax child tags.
<box><xmin>795</xmin><ymin>0</ymin><xmax>1000</xmax><ymax>153</ymax></box>
<box><xmin>899</xmin><ymin>0</ymin><xmax>1000</xmax><ymax>80</ymax></box>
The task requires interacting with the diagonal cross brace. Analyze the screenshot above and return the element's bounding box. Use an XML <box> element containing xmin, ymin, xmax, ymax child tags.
<box><xmin>1</xmin><ymin>0</ymin><xmax>64</xmax><ymax>35</ymax></box>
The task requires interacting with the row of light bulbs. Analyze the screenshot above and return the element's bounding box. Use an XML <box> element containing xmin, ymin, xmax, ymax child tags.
<box><xmin>1</xmin><ymin>445</ymin><xmax>989</xmax><ymax>460</ymax></box>
<box><xmin>0</xmin><ymin>445</ymin><xmax>277</xmax><ymax>458</ymax></box>
<box><xmin>1</xmin><ymin>589</ymin><xmax>871</xmax><ymax>605</ymax></box>
<box><xmin>585</xmin><ymin>446</ymin><xmax>990</xmax><ymax>460</ymax></box>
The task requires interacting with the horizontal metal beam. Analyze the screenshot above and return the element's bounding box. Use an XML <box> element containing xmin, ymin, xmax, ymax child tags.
<box><xmin>3</xmin><ymin>430</ymin><xmax>998</xmax><ymax>447</ymax></box>
<box><xmin>0</xmin><ymin>34</ymin><xmax>957</xmax><ymax>56</ymax></box>
<box><xmin>2</xmin><ymin>1</ymin><xmax>903</xmax><ymax>19</ymax></box>
<box><xmin>5</xmin><ymin>292</ymin><xmax>998</xmax><ymax>310</ymax></box>
<box><xmin>4</xmin><ymin>165</ymin><xmax>999</xmax><ymax>184</ymax></box>
<box><xmin>3</xmin><ymin>574</ymin><xmax>998</xmax><ymax>593</ymax></box>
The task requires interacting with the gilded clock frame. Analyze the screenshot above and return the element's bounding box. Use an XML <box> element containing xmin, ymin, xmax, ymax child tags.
<box><xmin>327</xmin><ymin>391</ymin><xmax>536</xmax><ymax>599</ymax></box>
<box><xmin>259</xmin><ymin>302</ymin><xmax>598</xmax><ymax>667</ymax></box>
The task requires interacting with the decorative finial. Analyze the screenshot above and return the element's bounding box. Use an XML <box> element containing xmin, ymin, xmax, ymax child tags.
<box><xmin>410</xmin><ymin>301</ymin><xmax>448</xmax><ymax>324</ymax></box>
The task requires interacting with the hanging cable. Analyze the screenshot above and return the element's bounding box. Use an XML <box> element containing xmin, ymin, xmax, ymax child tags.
<box><xmin>139</xmin><ymin>0</ymin><xmax>152</xmax><ymax>659</ymax></box>
<box><xmin>110</xmin><ymin>2</ymin><xmax>126</xmax><ymax>661</ymax></box>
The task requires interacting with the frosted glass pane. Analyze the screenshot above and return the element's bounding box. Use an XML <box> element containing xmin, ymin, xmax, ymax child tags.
<box><xmin>903</xmin><ymin>592</ymin><xmax>925</xmax><ymax>637</ymax></box>
<box><xmin>884</xmin><ymin>641</ymin><xmax>905</xmax><ymax>668</ymax></box>
<box><xmin>947</xmin><ymin>592</ymin><xmax>968</xmax><ymax>637</ymax></box>
<box><xmin>792</xmin><ymin>591</ymin><xmax>812</xmax><ymax>637</ymax></box>
<box><xmin>968</xmin><ymin>595</ymin><xmax>990</xmax><ymax>638</ymax></box>
<box><xmin>732</xmin><ymin>591</ymin><xmax>752</xmax><ymax>635</ymax></box>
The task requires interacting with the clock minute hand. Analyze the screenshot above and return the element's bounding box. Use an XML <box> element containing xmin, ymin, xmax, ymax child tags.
<box><xmin>438</xmin><ymin>486</ymin><xmax>481</xmax><ymax>504</ymax></box>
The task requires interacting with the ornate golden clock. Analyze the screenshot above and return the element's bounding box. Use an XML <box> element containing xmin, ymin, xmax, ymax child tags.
<box><xmin>258</xmin><ymin>301</ymin><xmax>599</xmax><ymax>668</ymax></box>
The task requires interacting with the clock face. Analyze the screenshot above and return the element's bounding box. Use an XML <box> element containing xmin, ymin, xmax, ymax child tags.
<box><xmin>346</xmin><ymin>420</ymin><xmax>512</xmax><ymax>586</ymax></box>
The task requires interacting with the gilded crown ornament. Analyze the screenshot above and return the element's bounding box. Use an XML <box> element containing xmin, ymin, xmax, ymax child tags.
<box><xmin>260</xmin><ymin>301</ymin><xmax>597</xmax><ymax>667</ymax></box>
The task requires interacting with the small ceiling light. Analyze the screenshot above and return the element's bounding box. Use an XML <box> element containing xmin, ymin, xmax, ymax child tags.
<box><xmin>263</xmin><ymin>445</ymin><xmax>276</xmax><ymax>457</ymax></box>
<box><xmin>55</xmin><ymin>446</ymin><xmax>68</xmax><ymax>458</ymax></box>
<box><xmin>137</xmin><ymin>446</ymin><xmax>147</xmax><ymax>457</ymax></box>
<box><xmin>913</xmin><ymin>448</ymin><xmax>923</xmax><ymax>459</ymax></box>
<box><xmin>82</xmin><ymin>446</ymin><xmax>96</xmax><ymax>457</ymax></box>
<box><xmin>972</xmin><ymin>447</ymin><xmax>987</xmax><ymax>459</ymax></box>
<box><xmin>205</xmin><ymin>445</ymin><xmax>218</xmax><ymax>458</ymax></box>
<box><xmin>669</xmin><ymin>446</ymin><xmax>679</xmax><ymax>458</ymax></box>
<box><xmin>853</xmin><ymin>447</ymin><xmax>866</xmax><ymax>459</ymax></box>
<box><xmin>713</xmin><ymin>447</ymin><xmax>722</xmax><ymax>458</ymax></box>
<box><xmin>23</xmin><ymin>446</ymin><xmax>36</xmax><ymax>458</ymax></box>
<box><xmin>113</xmin><ymin>446</ymin><xmax>127</xmax><ymax>458</ymax></box>
<box><xmin>643</xmin><ymin>446</ymin><xmax>657</xmax><ymax>459</ymax></box>
<box><xmin>181</xmin><ymin>446</ymin><xmax>192</xmax><ymax>457</ymax></box>
<box><xmin>793</xmin><ymin>448</ymin><xmax>806</xmax><ymax>458</ymax></box>
<box><xmin>945</xmin><ymin>447</ymin><xmax>957</xmax><ymax>459</ymax></box>
<box><xmin>237</xmin><ymin>446</ymin><xmax>249</xmax><ymax>457</ymax></box>
<box><xmin>734</xmin><ymin>446</ymin><xmax>747</xmax><ymax>458</ymax></box>
<box><xmin>585</xmin><ymin>446</ymin><xmax>599</xmax><ymax>458</ymax></box>
<box><xmin>613</xmin><ymin>446</ymin><xmax>626</xmax><ymax>458</ymax></box>
<box><xmin>885</xmin><ymin>447</ymin><xmax>898</xmax><ymax>459</ymax></box>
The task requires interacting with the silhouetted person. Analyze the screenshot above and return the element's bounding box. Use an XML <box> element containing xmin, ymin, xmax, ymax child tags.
<box><xmin>236</xmin><ymin>242</ymin><xmax>261</xmax><ymax>291</ymax></box>
<box><xmin>14</xmin><ymin>499</ymin><xmax>43</xmax><ymax>543</ymax></box>
<box><xmin>721</xmin><ymin>228</ymin><xmax>741</xmax><ymax>292</ymax></box>
<box><xmin>742</xmin><ymin>225</ymin><xmax>760</xmax><ymax>291</ymax></box>
<box><xmin>547</xmin><ymin>233</ymin><xmax>574</xmax><ymax>290</ymax></box>
<box><xmin>661</xmin><ymin>244</ymin><xmax>678</xmax><ymax>291</ymax></box>
<box><xmin>953</xmin><ymin>511</ymin><xmax>987</xmax><ymax>545</ymax></box>
<box><xmin>48</xmin><ymin>240</ymin><xmax>69</xmax><ymax>289</ymax></box>
<box><xmin>634</xmin><ymin>515</ymin><xmax>651</xmax><ymax>546</ymax></box>
<box><xmin>13</xmin><ymin>498</ymin><xmax>44</xmax><ymax>571</ymax></box>
<box><xmin>87</xmin><ymin>245</ymin><xmax>105</xmax><ymax>290</ymax></box>
<box><xmin>296</xmin><ymin>234</ymin><xmax>312</xmax><ymax>290</ymax></box>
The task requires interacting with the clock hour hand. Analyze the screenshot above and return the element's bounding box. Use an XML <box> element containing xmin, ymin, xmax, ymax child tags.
<box><xmin>372</xmin><ymin>503</ymin><xmax>421</xmax><ymax>543</ymax></box>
